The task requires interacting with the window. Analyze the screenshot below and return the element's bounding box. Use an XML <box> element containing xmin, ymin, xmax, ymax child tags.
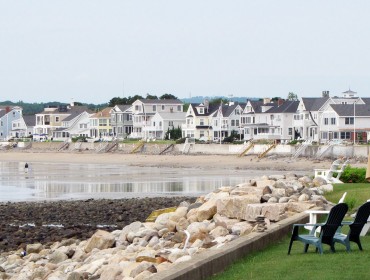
<box><xmin>231</xmin><ymin>120</ymin><xmax>235</xmax><ymax>126</ymax></box>
<box><xmin>345</xmin><ymin>117</ymin><xmax>354</xmax><ymax>125</ymax></box>
<box><xmin>331</xmin><ymin>118</ymin><xmax>336</xmax><ymax>125</ymax></box>
<box><xmin>55</xmin><ymin>116</ymin><xmax>60</xmax><ymax>122</ymax></box>
<box><xmin>236</xmin><ymin>120</ymin><xmax>239</xmax><ymax>126</ymax></box>
<box><xmin>200</xmin><ymin>119</ymin><xmax>204</xmax><ymax>125</ymax></box>
<box><xmin>159</xmin><ymin>121</ymin><xmax>162</xmax><ymax>127</ymax></box>
<box><xmin>169</xmin><ymin>121</ymin><xmax>174</xmax><ymax>126</ymax></box>
<box><xmin>340</xmin><ymin>132</ymin><xmax>351</xmax><ymax>139</ymax></box>
<box><xmin>324</xmin><ymin>118</ymin><xmax>328</xmax><ymax>125</ymax></box>
<box><xmin>177</xmin><ymin>105</ymin><xmax>181</xmax><ymax>111</ymax></box>
<box><xmin>199</xmin><ymin>108</ymin><xmax>204</xmax><ymax>114</ymax></box>
<box><xmin>153</xmin><ymin>105</ymin><xmax>156</xmax><ymax>111</ymax></box>
<box><xmin>135</xmin><ymin>105</ymin><xmax>140</xmax><ymax>111</ymax></box>
<box><xmin>288</xmin><ymin>128</ymin><xmax>293</xmax><ymax>135</ymax></box>
<box><xmin>200</xmin><ymin>130</ymin><xmax>204</xmax><ymax>137</ymax></box>
<box><xmin>162</xmin><ymin>105</ymin><xmax>165</xmax><ymax>110</ymax></box>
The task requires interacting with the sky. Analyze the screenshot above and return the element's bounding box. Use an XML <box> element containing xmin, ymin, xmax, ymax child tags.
<box><xmin>1</xmin><ymin>1</ymin><xmax>370</xmax><ymax>104</ymax></box>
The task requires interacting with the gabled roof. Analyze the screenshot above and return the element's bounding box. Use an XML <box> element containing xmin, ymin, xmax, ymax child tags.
<box><xmin>139</xmin><ymin>99</ymin><xmax>183</xmax><ymax>105</ymax></box>
<box><xmin>330</xmin><ymin>104</ymin><xmax>370</xmax><ymax>117</ymax></box>
<box><xmin>213</xmin><ymin>103</ymin><xmax>244</xmax><ymax>117</ymax></box>
<box><xmin>248</xmin><ymin>100</ymin><xmax>264</xmax><ymax>113</ymax></box>
<box><xmin>63</xmin><ymin>110</ymin><xmax>90</xmax><ymax>122</ymax></box>
<box><xmin>189</xmin><ymin>103</ymin><xmax>220</xmax><ymax>117</ymax></box>
<box><xmin>361</xmin><ymin>98</ymin><xmax>370</xmax><ymax>105</ymax></box>
<box><xmin>115</xmin><ymin>105</ymin><xmax>132</xmax><ymax>112</ymax></box>
<box><xmin>266</xmin><ymin>100</ymin><xmax>299</xmax><ymax>113</ymax></box>
<box><xmin>301</xmin><ymin>97</ymin><xmax>329</xmax><ymax>111</ymax></box>
<box><xmin>91</xmin><ymin>107</ymin><xmax>113</xmax><ymax>118</ymax></box>
<box><xmin>23</xmin><ymin>115</ymin><xmax>36</xmax><ymax>126</ymax></box>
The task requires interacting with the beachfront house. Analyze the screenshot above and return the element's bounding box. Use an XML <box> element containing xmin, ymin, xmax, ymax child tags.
<box><xmin>240</xmin><ymin>99</ymin><xmax>277</xmax><ymax>141</ymax></box>
<box><xmin>292</xmin><ymin>90</ymin><xmax>365</xmax><ymax>143</ymax></box>
<box><xmin>321</xmin><ymin>100</ymin><xmax>370</xmax><ymax>143</ymax></box>
<box><xmin>212</xmin><ymin>103</ymin><xmax>245</xmax><ymax>142</ymax></box>
<box><xmin>9</xmin><ymin>114</ymin><xmax>35</xmax><ymax>139</ymax></box>
<box><xmin>131</xmin><ymin>99</ymin><xmax>184</xmax><ymax>139</ymax></box>
<box><xmin>52</xmin><ymin>110</ymin><xmax>93</xmax><ymax>141</ymax></box>
<box><xmin>34</xmin><ymin>104</ymin><xmax>90</xmax><ymax>140</ymax></box>
<box><xmin>89</xmin><ymin>107</ymin><xmax>113</xmax><ymax>140</ymax></box>
<box><xmin>148</xmin><ymin>111</ymin><xmax>186</xmax><ymax>140</ymax></box>
<box><xmin>0</xmin><ymin>106</ymin><xmax>23</xmax><ymax>140</ymax></box>
<box><xmin>110</xmin><ymin>105</ymin><xmax>133</xmax><ymax>139</ymax></box>
<box><xmin>182</xmin><ymin>101</ymin><xmax>218</xmax><ymax>141</ymax></box>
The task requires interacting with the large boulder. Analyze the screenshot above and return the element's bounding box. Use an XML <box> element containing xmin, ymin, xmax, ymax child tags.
<box><xmin>84</xmin><ymin>230</ymin><xmax>115</xmax><ymax>253</ymax></box>
<box><xmin>216</xmin><ymin>195</ymin><xmax>261</xmax><ymax>219</ymax></box>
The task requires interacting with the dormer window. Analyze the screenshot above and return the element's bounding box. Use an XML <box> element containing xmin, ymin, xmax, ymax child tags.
<box><xmin>199</xmin><ymin>108</ymin><xmax>204</xmax><ymax>114</ymax></box>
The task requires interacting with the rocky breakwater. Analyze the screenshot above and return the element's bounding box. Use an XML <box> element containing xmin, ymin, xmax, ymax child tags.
<box><xmin>0</xmin><ymin>174</ymin><xmax>333</xmax><ymax>279</ymax></box>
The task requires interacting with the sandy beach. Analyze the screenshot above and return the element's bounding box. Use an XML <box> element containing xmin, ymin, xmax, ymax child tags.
<box><xmin>0</xmin><ymin>151</ymin><xmax>365</xmax><ymax>171</ymax></box>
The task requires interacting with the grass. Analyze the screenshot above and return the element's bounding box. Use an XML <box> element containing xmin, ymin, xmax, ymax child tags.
<box><xmin>209</xmin><ymin>183</ymin><xmax>370</xmax><ymax>280</ymax></box>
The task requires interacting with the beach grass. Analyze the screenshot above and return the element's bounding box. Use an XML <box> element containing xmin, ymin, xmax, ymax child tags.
<box><xmin>209</xmin><ymin>183</ymin><xmax>370</xmax><ymax>280</ymax></box>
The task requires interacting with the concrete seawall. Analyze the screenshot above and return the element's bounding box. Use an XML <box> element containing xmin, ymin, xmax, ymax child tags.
<box><xmin>14</xmin><ymin>142</ymin><xmax>370</xmax><ymax>160</ymax></box>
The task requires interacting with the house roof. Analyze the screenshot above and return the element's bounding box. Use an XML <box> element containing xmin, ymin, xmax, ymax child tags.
<box><xmin>301</xmin><ymin>97</ymin><xmax>329</xmax><ymax>111</ymax></box>
<box><xmin>266</xmin><ymin>100</ymin><xmax>299</xmax><ymax>113</ymax></box>
<box><xmin>91</xmin><ymin>107</ymin><xmax>113</xmax><ymax>118</ymax></box>
<box><xmin>23</xmin><ymin>115</ymin><xmax>36</xmax><ymax>126</ymax></box>
<box><xmin>213</xmin><ymin>103</ymin><xmax>244</xmax><ymax>117</ymax></box>
<box><xmin>157</xmin><ymin>112</ymin><xmax>186</xmax><ymax>120</ymax></box>
<box><xmin>116</xmin><ymin>105</ymin><xmax>132</xmax><ymax>112</ymax></box>
<box><xmin>330</xmin><ymin>104</ymin><xmax>370</xmax><ymax>117</ymax></box>
<box><xmin>140</xmin><ymin>99</ymin><xmax>183</xmax><ymax>105</ymax></box>
<box><xmin>190</xmin><ymin>103</ymin><xmax>220</xmax><ymax>117</ymax></box>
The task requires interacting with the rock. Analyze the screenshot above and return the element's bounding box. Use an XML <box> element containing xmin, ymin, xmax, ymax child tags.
<box><xmin>209</xmin><ymin>226</ymin><xmax>228</xmax><ymax>238</ymax></box>
<box><xmin>256</xmin><ymin>180</ymin><xmax>276</xmax><ymax>188</ymax></box>
<box><xmin>84</xmin><ymin>230</ymin><xmax>115</xmax><ymax>253</ymax></box>
<box><xmin>135</xmin><ymin>270</ymin><xmax>153</xmax><ymax>280</ymax></box>
<box><xmin>129</xmin><ymin>261</ymin><xmax>152</xmax><ymax>278</ymax></box>
<box><xmin>67</xmin><ymin>271</ymin><xmax>84</xmax><ymax>280</ymax></box>
<box><xmin>267</xmin><ymin>197</ymin><xmax>278</xmax><ymax>203</ymax></box>
<box><xmin>99</xmin><ymin>264</ymin><xmax>123</xmax><ymax>280</ymax></box>
<box><xmin>49</xmin><ymin>250</ymin><xmax>68</xmax><ymax>264</ymax></box>
<box><xmin>262</xmin><ymin>186</ymin><xmax>272</xmax><ymax>195</ymax></box>
<box><xmin>174</xmin><ymin>255</ymin><xmax>192</xmax><ymax>263</ymax></box>
<box><xmin>312</xmin><ymin>177</ymin><xmax>327</xmax><ymax>187</ymax></box>
<box><xmin>119</xmin><ymin>221</ymin><xmax>143</xmax><ymax>243</ymax></box>
<box><xmin>196</xmin><ymin>200</ymin><xmax>217</xmax><ymax>221</ymax></box>
<box><xmin>217</xmin><ymin>196</ymin><xmax>261</xmax><ymax>219</ymax></box>
<box><xmin>213</xmin><ymin>213</ymin><xmax>241</xmax><ymax>230</ymax></box>
<box><xmin>298</xmin><ymin>194</ymin><xmax>310</xmax><ymax>202</ymax></box>
<box><xmin>26</xmin><ymin>243</ymin><xmax>43</xmax><ymax>255</ymax></box>
<box><xmin>231</xmin><ymin>222</ymin><xmax>253</xmax><ymax>236</ymax></box>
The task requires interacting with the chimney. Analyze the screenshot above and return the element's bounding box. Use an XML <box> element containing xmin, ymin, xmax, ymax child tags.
<box><xmin>5</xmin><ymin>106</ymin><xmax>10</xmax><ymax>113</ymax></box>
<box><xmin>278</xmin><ymin>99</ymin><xmax>284</xmax><ymax>106</ymax></box>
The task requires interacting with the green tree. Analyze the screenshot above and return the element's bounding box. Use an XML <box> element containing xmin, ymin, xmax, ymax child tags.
<box><xmin>209</xmin><ymin>97</ymin><xmax>228</xmax><ymax>105</ymax></box>
<box><xmin>160</xmin><ymin>93</ymin><xmax>178</xmax><ymax>100</ymax></box>
<box><xmin>287</xmin><ymin>92</ymin><xmax>298</xmax><ymax>100</ymax></box>
<box><xmin>146</xmin><ymin>93</ymin><xmax>158</xmax><ymax>99</ymax></box>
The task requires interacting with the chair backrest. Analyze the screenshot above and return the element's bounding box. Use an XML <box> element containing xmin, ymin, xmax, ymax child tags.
<box><xmin>349</xmin><ymin>201</ymin><xmax>370</xmax><ymax>237</ymax></box>
<box><xmin>321</xmin><ymin>203</ymin><xmax>348</xmax><ymax>245</ymax></box>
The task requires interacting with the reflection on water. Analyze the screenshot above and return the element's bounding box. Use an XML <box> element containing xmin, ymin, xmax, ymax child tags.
<box><xmin>0</xmin><ymin>161</ymin><xmax>286</xmax><ymax>202</ymax></box>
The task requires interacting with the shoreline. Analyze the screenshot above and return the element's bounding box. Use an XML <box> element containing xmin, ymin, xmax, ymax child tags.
<box><xmin>1</xmin><ymin>151</ymin><xmax>365</xmax><ymax>171</ymax></box>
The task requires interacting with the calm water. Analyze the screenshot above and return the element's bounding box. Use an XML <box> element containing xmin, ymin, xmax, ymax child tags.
<box><xmin>0</xmin><ymin>161</ymin><xmax>288</xmax><ymax>202</ymax></box>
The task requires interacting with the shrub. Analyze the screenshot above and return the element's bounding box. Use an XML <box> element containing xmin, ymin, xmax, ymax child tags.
<box><xmin>175</xmin><ymin>138</ymin><xmax>186</xmax><ymax>144</ymax></box>
<box><xmin>340</xmin><ymin>165</ymin><xmax>367</xmax><ymax>183</ymax></box>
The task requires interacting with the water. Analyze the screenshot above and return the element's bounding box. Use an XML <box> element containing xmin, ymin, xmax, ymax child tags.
<box><xmin>0</xmin><ymin>161</ymin><xmax>287</xmax><ymax>202</ymax></box>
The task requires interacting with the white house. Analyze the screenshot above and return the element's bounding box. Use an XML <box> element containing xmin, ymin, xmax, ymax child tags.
<box><xmin>131</xmin><ymin>99</ymin><xmax>183</xmax><ymax>139</ymax></box>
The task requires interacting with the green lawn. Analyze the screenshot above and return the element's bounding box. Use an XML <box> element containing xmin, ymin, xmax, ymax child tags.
<box><xmin>209</xmin><ymin>183</ymin><xmax>370</xmax><ymax>280</ymax></box>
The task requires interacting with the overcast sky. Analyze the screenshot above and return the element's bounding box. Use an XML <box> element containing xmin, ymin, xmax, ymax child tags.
<box><xmin>1</xmin><ymin>1</ymin><xmax>370</xmax><ymax>104</ymax></box>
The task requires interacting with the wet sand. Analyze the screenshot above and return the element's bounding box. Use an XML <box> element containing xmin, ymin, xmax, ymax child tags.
<box><xmin>0</xmin><ymin>151</ymin><xmax>362</xmax><ymax>171</ymax></box>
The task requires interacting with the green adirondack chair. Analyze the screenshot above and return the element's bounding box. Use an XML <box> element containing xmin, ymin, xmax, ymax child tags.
<box><xmin>333</xmin><ymin>201</ymin><xmax>370</xmax><ymax>251</ymax></box>
<box><xmin>288</xmin><ymin>203</ymin><xmax>348</xmax><ymax>254</ymax></box>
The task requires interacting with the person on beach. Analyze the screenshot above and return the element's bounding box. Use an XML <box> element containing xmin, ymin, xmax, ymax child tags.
<box><xmin>24</xmin><ymin>163</ymin><xmax>29</xmax><ymax>173</ymax></box>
